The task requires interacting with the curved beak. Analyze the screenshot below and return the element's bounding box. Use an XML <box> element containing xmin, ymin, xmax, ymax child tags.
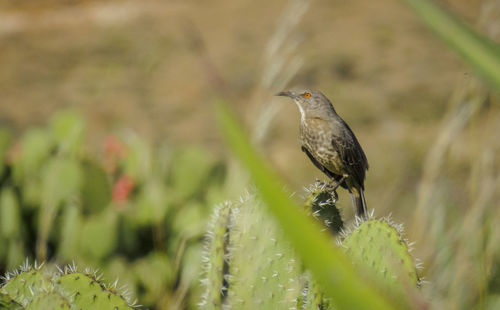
<box><xmin>275</xmin><ymin>90</ymin><xmax>296</xmax><ymax>98</ymax></box>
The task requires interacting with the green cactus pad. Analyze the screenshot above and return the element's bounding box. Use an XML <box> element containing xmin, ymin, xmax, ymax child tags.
<box><xmin>0</xmin><ymin>129</ymin><xmax>11</xmax><ymax>179</ymax></box>
<box><xmin>340</xmin><ymin>218</ymin><xmax>420</xmax><ymax>293</ymax></box>
<box><xmin>0</xmin><ymin>188</ymin><xmax>21</xmax><ymax>239</ymax></box>
<box><xmin>49</xmin><ymin>110</ymin><xmax>85</xmax><ymax>156</ymax></box>
<box><xmin>200</xmin><ymin>201</ymin><xmax>232</xmax><ymax>309</ymax></box>
<box><xmin>0</xmin><ymin>265</ymin><xmax>52</xmax><ymax>306</ymax></box>
<box><xmin>1</xmin><ymin>263</ymin><xmax>136</xmax><ymax>310</ymax></box>
<box><xmin>201</xmin><ymin>190</ymin><xmax>337</xmax><ymax>310</ymax></box>
<box><xmin>26</xmin><ymin>292</ymin><xmax>71</xmax><ymax>310</ymax></box>
<box><xmin>80</xmin><ymin>210</ymin><xmax>118</xmax><ymax>260</ymax></box>
<box><xmin>302</xmin><ymin>277</ymin><xmax>330</xmax><ymax>310</ymax></box>
<box><xmin>224</xmin><ymin>193</ymin><xmax>303</xmax><ymax>310</ymax></box>
<box><xmin>81</xmin><ymin>160</ymin><xmax>112</xmax><ymax>215</ymax></box>
<box><xmin>304</xmin><ymin>181</ymin><xmax>343</xmax><ymax>234</ymax></box>
<box><xmin>0</xmin><ymin>292</ymin><xmax>23</xmax><ymax>310</ymax></box>
<box><xmin>57</xmin><ymin>271</ymin><xmax>133</xmax><ymax>310</ymax></box>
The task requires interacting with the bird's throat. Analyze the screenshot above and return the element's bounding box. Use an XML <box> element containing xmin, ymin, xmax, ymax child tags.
<box><xmin>294</xmin><ymin>101</ymin><xmax>306</xmax><ymax>122</ymax></box>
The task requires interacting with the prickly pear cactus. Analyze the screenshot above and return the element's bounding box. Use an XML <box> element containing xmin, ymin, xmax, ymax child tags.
<box><xmin>200</xmin><ymin>201</ymin><xmax>232</xmax><ymax>309</ymax></box>
<box><xmin>224</xmin><ymin>192</ymin><xmax>304</xmax><ymax>309</ymax></box>
<box><xmin>200</xmin><ymin>191</ymin><xmax>330</xmax><ymax>310</ymax></box>
<box><xmin>1</xmin><ymin>264</ymin><xmax>53</xmax><ymax>306</ymax></box>
<box><xmin>26</xmin><ymin>292</ymin><xmax>71</xmax><ymax>310</ymax></box>
<box><xmin>301</xmin><ymin>272</ymin><xmax>330</xmax><ymax>310</ymax></box>
<box><xmin>0</xmin><ymin>262</ymin><xmax>136</xmax><ymax>309</ymax></box>
<box><xmin>0</xmin><ymin>292</ymin><xmax>23</xmax><ymax>309</ymax></box>
<box><xmin>340</xmin><ymin>215</ymin><xmax>421</xmax><ymax>293</ymax></box>
<box><xmin>304</xmin><ymin>181</ymin><xmax>343</xmax><ymax>234</ymax></box>
<box><xmin>201</xmin><ymin>186</ymin><xmax>421</xmax><ymax>309</ymax></box>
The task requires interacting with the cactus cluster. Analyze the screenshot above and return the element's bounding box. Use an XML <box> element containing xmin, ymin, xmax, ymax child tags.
<box><xmin>0</xmin><ymin>262</ymin><xmax>135</xmax><ymax>309</ymax></box>
<box><xmin>0</xmin><ymin>110</ymin><xmax>227</xmax><ymax>309</ymax></box>
<box><xmin>200</xmin><ymin>184</ymin><xmax>421</xmax><ymax>309</ymax></box>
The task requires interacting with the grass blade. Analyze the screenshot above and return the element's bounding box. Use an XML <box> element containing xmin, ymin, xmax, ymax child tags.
<box><xmin>401</xmin><ymin>0</ymin><xmax>500</xmax><ymax>91</ymax></box>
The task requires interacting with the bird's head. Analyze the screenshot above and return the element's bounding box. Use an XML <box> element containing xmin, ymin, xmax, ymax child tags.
<box><xmin>276</xmin><ymin>89</ymin><xmax>336</xmax><ymax>120</ymax></box>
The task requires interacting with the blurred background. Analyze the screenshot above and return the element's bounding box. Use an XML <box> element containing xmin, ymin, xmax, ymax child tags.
<box><xmin>0</xmin><ymin>0</ymin><xmax>499</xmax><ymax>309</ymax></box>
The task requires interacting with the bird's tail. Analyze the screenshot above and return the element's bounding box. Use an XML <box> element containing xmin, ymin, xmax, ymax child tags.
<box><xmin>350</xmin><ymin>187</ymin><xmax>367</xmax><ymax>219</ymax></box>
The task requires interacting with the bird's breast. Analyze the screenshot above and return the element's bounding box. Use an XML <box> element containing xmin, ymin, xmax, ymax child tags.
<box><xmin>300</xmin><ymin>118</ymin><xmax>332</xmax><ymax>146</ymax></box>
<box><xmin>300</xmin><ymin>119</ymin><xmax>343</xmax><ymax>175</ymax></box>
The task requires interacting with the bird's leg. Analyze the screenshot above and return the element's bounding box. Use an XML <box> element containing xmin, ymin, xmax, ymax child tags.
<box><xmin>329</xmin><ymin>174</ymin><xmax>347</xmax><ymax>191</ymax></box>
<box><xmin>330</xmin><ymin>188</ymin><xmax>339</xmax><ymax>203</ymax></box>
<box><xmin>326</xmin><ymin>174</ymin><xmax>347</xmax><ymax>203</ymax></box>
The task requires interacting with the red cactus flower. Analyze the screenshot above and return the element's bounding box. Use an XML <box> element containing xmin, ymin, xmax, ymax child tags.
<box><xmin>112</xmin><ymin>174</ymin><xmax>135</xmax><ymax>204</ymax></box>
<box><xmin>104</xmin><ymin>135</ymin><xmax>127</xmax><ymax>158</ymax></box>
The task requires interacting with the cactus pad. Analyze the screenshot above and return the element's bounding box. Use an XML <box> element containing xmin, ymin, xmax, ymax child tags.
<box><xmin>26</xmin><ymin>292</ymin><xmax>71</xmax><ymax>310</ymax></box>
<box><xmin>1</xmin><ymin>265</ymin><xmax>52</xmax><ymax>306</ymax></box>
<box><xmin>200</xmin><ymin>201</ymin><xmax>232</xmax><ymax>309</ymax></box>
<box><xmin>340</xmin><ymin>217</ymin><xmax>420</xmax><ymax>292</ymax></box>
<box><xmin>0</xmin><ymin>292</ymin><xmax>23</xmax><ymax>310</ymax></box>
<box><xmin>0</xmin><ymin>262</ymin><xmax>136</xmax><ymax>309</ymax></box>
<box><xmin>304</xmin><ymin>181</ymin><xmax>343</xmax><ymax>234</ymax></box>
<box><xmin>224</xmin><ymin>193</ymin><xmax>303</xmax><ymax>309</ymax></box>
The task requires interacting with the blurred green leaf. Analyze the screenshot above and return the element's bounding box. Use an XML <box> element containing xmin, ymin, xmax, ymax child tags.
<box><xmin>6</xmin><ymin>241</ymin><xmax>24</xmax><ymax>271</ymax></box>
<box><xmin>80</xmin><ymin>209</ymin><xmax>118</xmax><ymax>261</ymax></box>
<box><xmin>215</xmin><ymin>101</ymin><xmax>401</xmax><ymax>310</ymax></box>
<box><xmin>181</xmin><ymin>243</ymin><xmax>204</xmax><ymax>310</ymax></box>
<box><xmin>169</xmin><ymin>147</ymin><xmax>213</xmax><ymax>201</ymax></box>
<box><xmin>38</xmin><ymin>157</ymin><xmax>83</xmax><ymax>260</ymax></box>
<box><xmin>123</xmin><ymin>134</ymin><xmax>152</xmax><ymax>182</ymax></box>
<box><xmin>41</xmin><ymin>158</ymin><xmax>83</xmax><ymax>206</ymax></box>
<box><xmin>0</xmin><ymin>188</ymin><xmax>24</xmax><ymax>269</ymax></box>
<box><xmin>81</xmin><ymin>160</ymin><xmax>111</xmax><ymax>215</ymax></box>
<box><xmin>401</xmin><ymin>0</ymin><xmax>500</xmax><ymax>91</ymax></box>
<box><xmin>21</xmin><ymin>178</ymin><xmax>42</xmax><ymax>207</ymax></box>
<box><xmin>57</xmin><ymin>202</ymin><xmax>82</xmax><ymax>261</ymax></box>
<box><xmin>204</xmin><ymin>161</ymin><xmax>228</xmax><ymax>206</ymax></box>
<box><xmin>0</xmin><ymin>129</ymin><xmax>11</xmax><ymax>177</ymax></box>
<box><xmin>134</xmin><ymin>253</ymin><xmax>174</xmax><ymax>305</ymax></box>
<box><xmin>105</xmin><ymin>258</ymin><xmax>138</xmax><ymax>299</ymax></box>
<box><xmin>134</xmin><ymin>179</ymin><xmax>168</xmax><ymax>226</ymax></box>
<box><xmin>0</xmin><ymin>188</ymin><xmax>20</xmax><ymax>238</ymax></box>
<box><xmin>486</xmin><ymin>294</ymin><xmax>500</xmax><ymax>310</ymax></box>
<box><xmin>172</xmin><ymin>202</ymin><xmax>206</xmax><ymax>238</ymax></box>
<box><xmin>0</xmin><ymin>237</ymin><xmax>5</xmax><ymax>262</ymax></box>
<box><xmin>50</xmin><ymin>110</ymin><xmax>85</xmax><ymax>156</ymax></box>
<box><xmin>16</xmin><ymin>128</ymin><xmax>52</xmax><ymax>179</ymax></box>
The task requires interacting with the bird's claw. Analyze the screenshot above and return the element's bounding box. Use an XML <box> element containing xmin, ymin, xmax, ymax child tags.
<box><xmin>323</xmin><ymin>181</ymin><xmax>339</xmax><ymax>203</ymax></box>
<box><xmin>330</xmin><ymin>189</ymin><xmax>338</xmax><ymax>203</ymax></box>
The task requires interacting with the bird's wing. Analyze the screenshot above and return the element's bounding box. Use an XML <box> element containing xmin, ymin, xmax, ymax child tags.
<box><xmin>331</xmin><ymin>130</ymin><xmax>368</xmax><ymax>189</ymax></box>
<box><xmin>301</xmin><ymin>146</ymin><xmax>348</xmax><ymax>189</ymax></box>
<box><xmin>301</xmin><ymin>146</ymin><xmax>336</xmax><ymax>179</ymax></box>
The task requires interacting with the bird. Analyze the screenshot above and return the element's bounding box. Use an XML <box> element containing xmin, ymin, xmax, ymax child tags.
<box><xmin>276</xmin><ymin>89</ymin><xmax>369</xmax><ymax>218</ymax></box>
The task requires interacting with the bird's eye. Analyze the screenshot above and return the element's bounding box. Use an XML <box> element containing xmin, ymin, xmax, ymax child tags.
<box><xmin>304</xmin><ymin>92</ymin><xmax>311</xmax><ymax>98</ymax></box>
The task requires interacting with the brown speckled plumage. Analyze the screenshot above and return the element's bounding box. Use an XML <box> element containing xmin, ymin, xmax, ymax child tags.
<box><xmin>277</xmin><ymin>89</ymin><xmax>369</xmax><ymax>217</ymax></box>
